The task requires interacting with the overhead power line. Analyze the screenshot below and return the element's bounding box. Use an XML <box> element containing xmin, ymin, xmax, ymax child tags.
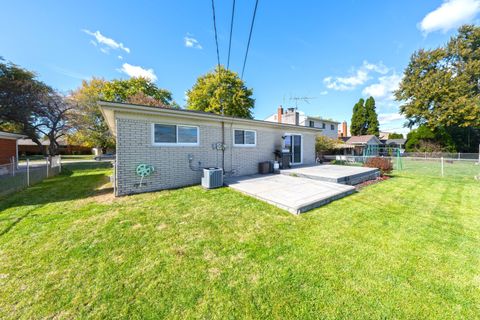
<box><xmin>241</xmin><ymin>0</ymin><xmax>259</xmax><ymax>80</ymax></box>
<box><xmin>227</xmin><ymin>0</ymin><xmax>236</xmax><ymax>70</ymax></box>
<box><xmin>211</xmin><ymin>0</ymin><xmax>221</xmax><ymax>69</ymax></box>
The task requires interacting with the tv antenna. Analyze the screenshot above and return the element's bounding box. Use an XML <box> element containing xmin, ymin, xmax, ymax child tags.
<box><xmin>289</xmin><ymin>96</ymin><xmax>316</xmax><ymax>108</ymax></box>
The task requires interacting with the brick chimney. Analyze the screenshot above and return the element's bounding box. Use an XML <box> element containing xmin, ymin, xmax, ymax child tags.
<box><xmin>277</xmin><ymin>106</ymin><xmax>283</xmax><ymax>123</ymax></box>
<box><xmin>342</xmin><ymin>121</ymin><xmax>348</xmax><ymax>137</ymax></box>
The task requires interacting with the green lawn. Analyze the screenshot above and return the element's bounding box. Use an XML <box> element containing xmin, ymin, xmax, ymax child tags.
<box><xmin>0</xmin><ymin>163</ymin><xmax>479</xmax><ymax>319</ymax></box>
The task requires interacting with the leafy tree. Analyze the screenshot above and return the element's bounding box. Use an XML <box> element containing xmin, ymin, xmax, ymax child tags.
<box><xmin>102</xmin><ymin>77</ymin><xmax>173</xmax><ymax>105</ymax></box>
<box><xmin>315</xmin><ymin>135</ymin><xmax>339</xmax><ymax>162</ymax></box>
<box><xmin>351</xmin><ymin>98</ymin><xmax>366</xmax><ymax>135</ymax></box>
<box><xmin>395</xmin><ymin>25</ymin><xmax>480</xmax><ymax>128</ymax></box>
<box><xmin>69</xmin><ymin>78</ymin><xmax>112</xmax><ymax>150</ymax></box>
<box><xmin>186</xmin><ymin>66</ymin><xmax>254</xmax><ymax>118</ymax></box>
<box><xmin>444</xmin><ymin>126</ymin><xmax>480</xmax><ymax>153</ymax></box>
<box><xmin>0</xmin><ymin>59</ymin><xmax>69</xmax><ymax>155</ymax></box>
<box><xmin>38</xmin><ymin>93</ymin><xmax>74</xmax><ymax>155</ymax></box>
<box><xmin>405</xmin><ymin>125</ymin><xmax>455</xmax><ymax>152</ymax></box>
<box><xmin>315</xmin><ymin>135</ymin><xmax>338</xmax><ymax>154</ymax></box>
<box><xmin>388</xmin><ymin>132</ymin><xmax>404</xmax><ymax>139</ymax></box>
<box><xmin>365</xmin><ymin>96</ymin><xmax>379</xmax><ymax>136</ymax></box>
<box><xmin>126</xmin><ymin>92</ymin><xmax>170</xmax><ymax>107</ymax></box>
<box><xmin>70</xmin><ymin>77</ymin><xmax>175</xmax><ymax>150</ymax></box>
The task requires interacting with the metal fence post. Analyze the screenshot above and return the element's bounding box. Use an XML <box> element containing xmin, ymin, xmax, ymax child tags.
<box><xmin>11</xmin><ymin>156</ymin><xmax>15</xmax><ymax>176</ymax></box>
<box><xmin>441</xmin><ymin>157</ymin><xmax>444</xmax><ymax>177</ymax></box>
<box><xmin>26</xmin><ymin>159</ymin><xmax>30</xmax><ymax>187</ymax></box>
<box><xmin>46</xmin><ymin>157</ymin><xmax>49</xmax><ymax>178</ymax></box>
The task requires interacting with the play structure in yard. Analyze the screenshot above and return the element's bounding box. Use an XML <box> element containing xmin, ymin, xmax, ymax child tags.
<box><xmin>362</xmin><ymin>145</ymin><xmax>403</xmax><ymax>170</ymax></box>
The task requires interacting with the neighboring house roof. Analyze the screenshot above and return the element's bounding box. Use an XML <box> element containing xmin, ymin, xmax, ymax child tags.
<box><xmin>98</xmin><ymin>101</ymin><xmax>324</xmax><ymax>136</ymax></box>
<box><xmin>18</xmin><ymin>138</ymin><xmax>69</xmax><ymax>146</ymax></box>
<box><xmin>386</xmin><ymin>138</ymin><xmax>406</xmax><ymax>145</ymax></box>
<box><xmin>0</xmin><ymin>131</ymin><xmax>27</xmax><ymax>140</ymax></box>
<box><xmin>345</xmin><ymin>135</ymin><xmax>381</xmax><ymax>145</ymax></box>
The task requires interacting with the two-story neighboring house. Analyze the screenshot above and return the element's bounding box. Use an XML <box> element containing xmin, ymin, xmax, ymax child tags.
<box><xmin>265</xmin><ymin>107</ymin><xmax>339</xmax><ymax>139</ymax></box>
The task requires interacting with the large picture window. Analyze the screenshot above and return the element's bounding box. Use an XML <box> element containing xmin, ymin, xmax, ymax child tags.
<box><xmin>153</xmin><ymin>124</ymin><xmax>199</xmax><ymax>146</ymax></box>
<box><xmin>233</xmin><ymin>129</ymin><xmax>256</xmax><ymax>146</ymax></box>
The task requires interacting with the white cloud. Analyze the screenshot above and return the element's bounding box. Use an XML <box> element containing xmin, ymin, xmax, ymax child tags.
<box><xmin>120</xmin><ymin>63</ymin><xmax>157</xmax><ymax>82</ymax></box>
<box><xmin>323</xmin><ymin>61</ymin><xmax>389</xmax><ymax>91</ymax></box>
<box><xmin>419</xmin><ymin>0</ymin><xmax>480</xmax><ymax>34</ymax></box>
<box><xmin>184</xmin><ymin>35</ymin><xmax>202</xmax><ymax>49</ymax></box>
<box><xmin>363</xmin><ymin>61</ymin><xmax>389</xmax><ymax>74</ymax></box>
<box><xmin>83</xmin><ymin>29</ymin><xmax>130</xmax><ymax>53</ymax></box>
<box><xmin>362</xmin><ymin>73</ymin><xmax>402</xmax><ymax>101</ymax></box>
<box><xmin>378</xmin><ymin>113</ymin><xmax>405</xmax><ymax>125</ymax></box>
<box><xmin>118</xmin><ymin>55</ymin><xmax>123</xmax><ymax>60</ymax></box>
<box><xmin>320</xmin><ymin>90</ymin><xmax>328</xmax><ymax>95</ymax></box>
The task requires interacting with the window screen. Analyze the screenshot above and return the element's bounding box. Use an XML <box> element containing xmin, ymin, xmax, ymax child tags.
<box><xmin>154</xmin><ymin>124</ymin><xmax>176</xmax><ymax>143</ymax></box>
<box><xmin>234</xmin><ymin>130</ymin><xmax>256</xmax><ymax>145</ymax></box>
<box><xmin>178</xmin><ymin>126</ymin><xmax>198</xmax><ymax>143</ymax></box>
<box><xmin>153</xmin><ymin>124</ymin><xmax>198</xmax><ymax>145</ymax></box>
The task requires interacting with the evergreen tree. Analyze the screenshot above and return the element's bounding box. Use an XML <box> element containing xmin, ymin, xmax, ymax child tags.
<box><xmin>350</xmin><ymin>98</ymin><xmax>366</xmax><ymax>136</ymax></box>
<box><xmin>365</xmin><ymin>96</ymin><xmax>379</xmax><ymax>136</ymax></box>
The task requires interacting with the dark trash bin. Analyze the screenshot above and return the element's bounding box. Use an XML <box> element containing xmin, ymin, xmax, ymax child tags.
<box><xmin>258</xmin><ymin>161</ymin><xmax>273</xmax><ymax>174</ymax></box>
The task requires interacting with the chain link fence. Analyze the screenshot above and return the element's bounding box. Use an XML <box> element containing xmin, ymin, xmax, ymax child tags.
<box><xmin>324</xmin><ymin>154</ymin><xmax>480</xmax><ymax>181</ymax></box>
<box><xmin>0</xmin><ymin>156</ymin><xmax>62</xmax><ymax>197</ymax></box>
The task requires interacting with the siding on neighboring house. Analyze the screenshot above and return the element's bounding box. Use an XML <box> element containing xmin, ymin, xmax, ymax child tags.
<box><xmin>0</xmin><ymin>132</ymin><xmax>25</xmax><ymax>165</ymax></box>
<box><xmin>299</xmin><ymin>117</ymin><xmax>338</xmax><ymax>139</ymax></box>
<box><xmin>0</xmin><ymin>138</ymin><xmax>17</xmax><ymax>165</ymax></box>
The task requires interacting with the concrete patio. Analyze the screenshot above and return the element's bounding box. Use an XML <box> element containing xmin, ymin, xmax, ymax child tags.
<box><xmin>225</xmin><ymin>174</ymin><xmax>356</xmax><ymax>214</ymax></box>
<box><xmin>225</xmin><ymin>164</ymin><xmax>379</xmax><ymax>214</ymax></box>
<box><xmin>281</xmin><ymin>164</ymin><xmax>379</xmax><ymax>185</ymax></box>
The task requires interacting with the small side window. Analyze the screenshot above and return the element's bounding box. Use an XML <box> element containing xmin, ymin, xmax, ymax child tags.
<box><xmin>153</xmin><ymin>124</ymin><xmax>199</xmax><ymax>146</ymax></box>
<box><xmin>234</xmin><ymin>129</ymin><xmax>256</xmax><ymax>146</ymax></box>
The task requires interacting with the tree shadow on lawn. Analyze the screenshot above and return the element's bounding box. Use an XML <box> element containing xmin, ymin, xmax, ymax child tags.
<box><xmin>0</xmin><ymin>163</ymin><xmax>112</xmax><ymax>236</ymax></box>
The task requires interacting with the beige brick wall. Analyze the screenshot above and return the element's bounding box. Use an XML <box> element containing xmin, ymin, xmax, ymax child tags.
<box><xmin>116</xmin><ymin>116</ymin><xmax>318</xmax><ymax>196</ymax></box>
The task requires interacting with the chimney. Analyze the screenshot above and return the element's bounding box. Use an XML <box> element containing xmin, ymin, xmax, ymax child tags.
<box><xmin>277</xmin><ymin>106</ymin><xmax>283</xmax><ymax>123</ymax></box>
<box><xmin>342</xmin><ymin>121</ymin><xmax>348</xmax><ymax>137</ymax></box>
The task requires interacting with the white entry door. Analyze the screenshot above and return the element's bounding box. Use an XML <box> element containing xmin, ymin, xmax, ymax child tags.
<box><xmin>284</xmin><ymin>134</ymin><xmax>302</xmax><ymax>165</ymax></box>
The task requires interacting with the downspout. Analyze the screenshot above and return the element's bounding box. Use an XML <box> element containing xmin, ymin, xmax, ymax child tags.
<box><xmin>221</xmin><ymin>121</ymin><xmax>225</xmax><ymax>171</ymax></box>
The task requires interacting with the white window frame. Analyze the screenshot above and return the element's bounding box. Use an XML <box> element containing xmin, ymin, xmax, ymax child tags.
<box><xmin>233</xmin><ymin>129</ymin><xmax>257</xmax><ymax>147</ymax></box>
<box><xmin>151</xmin><ymin>123</ymin><xmax>199</xmax><ymax>146</ymax></box>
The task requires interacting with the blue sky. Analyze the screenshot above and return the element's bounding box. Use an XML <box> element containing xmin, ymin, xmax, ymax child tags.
<box><xmin>2</xmin><ymin>0</ymin><xmax>480</xmax><ymax>135</ymax></box>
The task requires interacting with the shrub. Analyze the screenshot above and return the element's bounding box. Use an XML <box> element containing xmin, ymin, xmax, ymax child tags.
<box><xmin>364</xmin><ymin>157</ymin><xmax>393</xmax><ymax>175</ymax></box>
<box><xmin>331</xmin><ymin>160</ymin><xmax>346</xmax><ymax>165</ymax></box>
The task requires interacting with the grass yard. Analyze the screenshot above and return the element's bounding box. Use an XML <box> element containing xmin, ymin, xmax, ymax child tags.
<box><xmin>0</xmin><ymin>163</ymin><xmax>479</xmax><ymax>319</ymax></box>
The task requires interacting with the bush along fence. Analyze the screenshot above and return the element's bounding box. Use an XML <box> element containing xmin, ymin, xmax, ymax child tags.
<box><xmin>324</xmin><ymin>154</ymin><xmax>480</xmax><ymax>181</ymax></box>
<box><xmin>0</xmin><ymin>156</ymin><xmax>62</xmax><ymax>197</ymax></box>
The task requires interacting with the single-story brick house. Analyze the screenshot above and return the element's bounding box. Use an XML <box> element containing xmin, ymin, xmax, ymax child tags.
<box><xmin>18</xmin><ymin>138</ymin><xmax>91</xmax><ymax>156</ymax></box>
<box><xmin>0</xmin><ymin>131</ymin><xmax>26</xmax><ymax>165</ymax></box>
<box><xmin>98</xmin><ymin>101</ymin><xmax>322</xmax><ymax>196</ymax></box>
